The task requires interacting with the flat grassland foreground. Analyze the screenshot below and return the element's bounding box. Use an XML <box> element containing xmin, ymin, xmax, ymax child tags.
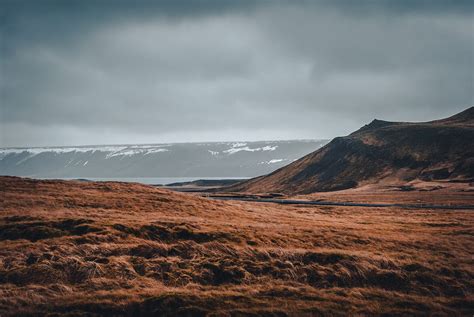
<box><xmin>0</xmin><ymin>176</ymin><xmax>473</xmax><ymax>316</ymax></box>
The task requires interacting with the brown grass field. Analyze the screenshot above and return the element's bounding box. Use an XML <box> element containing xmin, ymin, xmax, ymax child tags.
<box><xmin>0</xmin><ymin>176</ymin><xmax>473</xmax><ymax>316</ymax></box>
<box><xmin>294</xmin><ymin>180</ymin><xmax>474</xmax><ymax>206</ymax></box>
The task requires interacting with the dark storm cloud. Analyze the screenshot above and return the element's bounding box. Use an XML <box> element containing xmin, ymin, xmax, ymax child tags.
<box><xmin>1</xmin><ymin>0</ymin><xmax>473</xmax><ymax>146</ymax></box>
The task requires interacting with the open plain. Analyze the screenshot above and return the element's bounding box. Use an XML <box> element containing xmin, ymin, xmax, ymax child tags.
<box><xmin>0</xmin><ymin>176</ymin><xmax>473</xmax><ymax>316</ymax></box>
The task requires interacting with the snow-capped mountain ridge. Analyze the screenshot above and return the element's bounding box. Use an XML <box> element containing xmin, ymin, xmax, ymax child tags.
<box><xmin>0</xmin><ymin>140</ymin><xmax>327</xmax><ymax>178</ymax></box>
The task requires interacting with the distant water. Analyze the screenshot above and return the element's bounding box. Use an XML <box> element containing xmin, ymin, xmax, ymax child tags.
<box><xmin>38</xmin><ymin>177</ymin><xmax>249</xmax><ymax>185</ymax></box>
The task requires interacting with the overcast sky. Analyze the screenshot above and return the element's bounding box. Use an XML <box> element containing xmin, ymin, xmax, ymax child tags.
<box><xmin>1</xmin><ymin>0</ymin><xmax>473</xmax><ymax>147</ymax></box>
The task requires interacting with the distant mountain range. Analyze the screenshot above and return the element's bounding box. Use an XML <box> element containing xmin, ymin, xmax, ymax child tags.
<box><xmin>0</xmin><ymin>140</ymin><xmax>327</xmax><ymax>179</ymax></box>
<box><xmin>229</xmin><ymin>107</ymin><xmax>474</xmax><ymax>194</ymax></box>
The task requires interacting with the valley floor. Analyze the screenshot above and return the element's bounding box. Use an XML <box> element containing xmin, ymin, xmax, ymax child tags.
<box><xmin>0</xmin><ymin>176</ymin><xmax>473</xmax><ymax>316</ymax></box>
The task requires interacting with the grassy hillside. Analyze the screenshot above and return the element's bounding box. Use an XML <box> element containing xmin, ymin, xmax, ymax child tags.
<box><xmin>228</xmin><ymin>107</ymin><xmax>474</xmax><ymax>194</ymax></box>
<box><xmin>0</xmin><ymin>177</ymin><xmax>473</xmax><ymax>316</ymax></box>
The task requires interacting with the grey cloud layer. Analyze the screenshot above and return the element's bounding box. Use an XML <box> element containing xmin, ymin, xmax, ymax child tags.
<box><xmin>1</xmin><ymin>0</ymin><xmax>473</xmax><ymax>146</ymax></box>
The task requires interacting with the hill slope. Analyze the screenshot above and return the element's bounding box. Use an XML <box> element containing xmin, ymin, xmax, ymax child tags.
<box><xmin>229</xmin><ymin>107</ymin><xmax>474</xmax><ymax>194</ymax></box>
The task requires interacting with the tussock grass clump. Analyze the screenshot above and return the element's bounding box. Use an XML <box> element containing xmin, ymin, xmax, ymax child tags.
<box><xmin>113</xmin><ymin>222</ymin><xmax>238</xmax><ymax>243</ymax></box>
<box><xmin>0</xmin><ymin>218</ymin><xmax>101</xmax><ymax>242</ymax></box>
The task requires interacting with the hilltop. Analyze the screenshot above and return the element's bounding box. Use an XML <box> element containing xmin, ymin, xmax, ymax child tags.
<box><xmin>228</xmin><ymin>107</ymin><xmax>474</xmax><ymax>194</ymax></box>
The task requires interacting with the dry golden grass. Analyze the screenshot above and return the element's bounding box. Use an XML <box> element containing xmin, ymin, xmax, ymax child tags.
<box><xmin>296</xmin><ymin>180</ymin><xmax>474</xmax><ymax>205</ymax></box>
<box><xmin>0</xmin><ymin>176</ymin><xmax>473</xmax><ymax>316</ymax></box>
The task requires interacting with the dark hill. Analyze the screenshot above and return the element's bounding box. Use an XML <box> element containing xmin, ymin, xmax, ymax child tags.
<box><xmin>228</xmin><ymin>107</ymin><xmax>474</xmax><ymax>194</ymax></box>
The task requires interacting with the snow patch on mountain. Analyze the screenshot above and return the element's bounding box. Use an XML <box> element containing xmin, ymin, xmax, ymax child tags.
<box><xmin>0</xmin><ymin>145</ymin><xmax>171</xmax><ymax>160</ymax></box>
<box><xmin>223</xmin><ymin>145</ymin><xmax>278</xmax><ymax>155</ymax></box>
<box><xmin>259</xmin><ymin>159</ymin><xmax>286</xmax><ymax>164</ymax></box>
<box><xmin>105</xmin><ymin>147</ymin><xmax>169</xmax><ymax>158</ymax></box>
